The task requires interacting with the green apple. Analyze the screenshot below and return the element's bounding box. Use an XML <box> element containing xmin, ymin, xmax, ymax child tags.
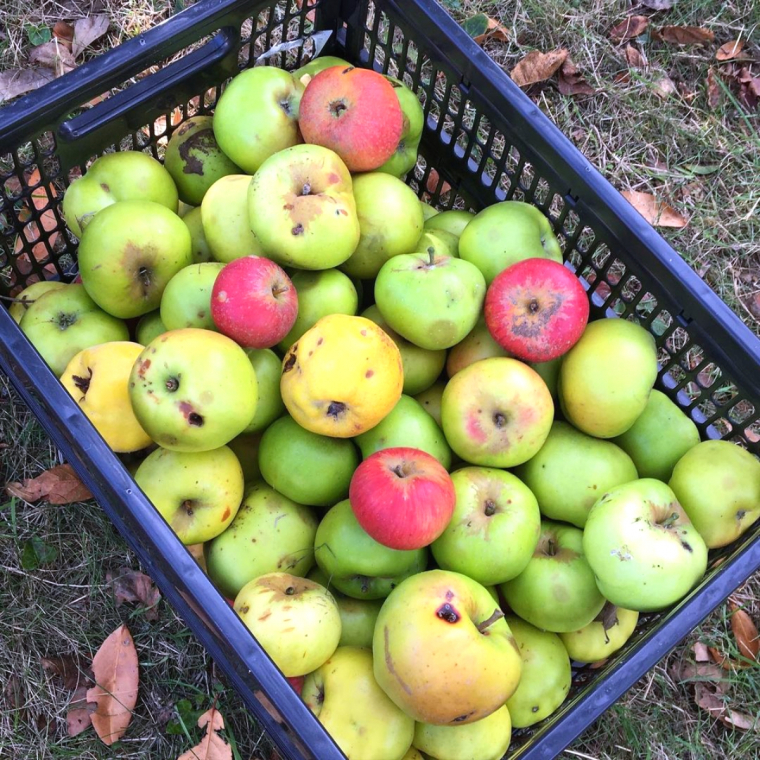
<box><xmin>559</xmin><ymin>318</ymin><xmax>658</xmax><ymax>438</ymax></box>
<box><xmin>613</xmin><ymin>389</ymin><xmax>700</xmax><ymax>482</ymax></box>
<box><xmin>135</xmin><ymin>310</ymin><xmax>167</xmax><ymax>345</ymax></box>
<box><xmin>420</xmin><ymin>202</ymin><xmax>438</xmax><ymax>221</ymax></box>
<box><xmin>278</xmin><ymin>269</ymin><xmax>358</xmax><ymax>352</ymax></box>
<box><xmin>303</xmin><ymin>646</ymin><xmax>414</xmax><ymax>760</ymax></box>
<box><xmin>177</xmin><ymin>201</ymin><xmax>194</xmax><ymax>218</ymax></box>
<box><xmin>431</xmin><ymin>467</ymin><xmax>541</xmax><ymax>585</ymax></box>
<box><xmin>583</xmin><ymin>478</ymin><xmax>708</xmax><ymax>611</ymax></box>
<box><xmin>458</xmin><ymin>201</ymin><xmax>562</xmax><ymax>285</ymax></box>
<box><xmin>530</xmin><ymin>356</ymin><xmax>561</xmax><ymax>400</ymax></box>
<box><xmin>241</xmin><ymin>349</ymin><xmax>285</xmax><ymax>433</ymax></box>
<box><xmin>129</xmin><ymin>328</ymin><xmax>258</xmax><ymax>451</ymax></box>
<box><xmin>500</xmin><ymin>520</ymin><xmax>605</xmax><ymax>632</ymax></box>
<box><xmin>424</xmin><ymin>209</ymin><xmax>474</xmax><ymax>238</ymax></box>
<box><xmin>514</xmin><ymin>421</ymin><xmax>638</xmax><ymax>528</ymax></box>
<box><xmin>213</xmin><ymin>66</ymin><xmax>304</xmax><ymax>174</ymax></box>
<box><xmin>559</xmin><ymin>602</ymin><xmax>639</xmax><ymax>664</ymax></box>
<box><xmin>62</xmin><ymin>151</ymin><xmax>178</xmax><ymax>238</ymax></box>
<box><xmin>160</xmin><ymin>262</ymin><xmax>224</xmax><ymax>331</ymax></box>
<box><xmin>335</xmin><ymin>597</ymin><xmax>383</xmax><ymax>648</ymax></box>
<box><xmin>248</xmin><ymin>144</ymin><xmax>360</xmax><ymax>269</ymax></box>
<box><xmin>164</xmin><ymin>115</ymin><xmax>241</xmax><ymax>206</ymax></box>
<box><xmin>226</xmin><ymin>432</ymin><xmax>261</xmax><ymax>483</ymax></box>
<box><xmin>669</xmin><ymin>440</ymin><xmax>760</xmax><ymax>548</ymax></box>
<box><xmin>201</xmin><ymin>174</ymin><xmax>264</xmax><ymax>263</ymax></box>
<box><xmin>293</xmin><ymin>55</ymin><xmax>351</xmax><ymax>81</ymax></box>
<box><xmin>356</xmin><ymin>395</ymin><xmax>452</xmax><ymax>469</ymax></box>
<box><xmin>9</xmin><ymin>280</ymin><xmax>66</xmax><ymax>323</ymax></box>
<box><xmin>234</xmin><ymin>572</ymin><xmax>341</xmax><ymax>677</ymax></box>
<box><xmin>206</xmin><ymin>481</ymin><xmax>318</xmax><ymax>598</ymax></box>
<box><xmin>19</xmin><ymin>284</ymin><xmax>128</xmax><ymax>376</ymax></box>
<box><xmin>361</xmin><ymin>305</ymin><xmax>445</xmax><ymax>396</ymax></box>
<box><xmin>504</xmin><ymin>616</ymin><xmax>572</xmax><ymax>728</ymax></box>
<box><xmin>377</xmin><ymin>76</ymin><xmax>425</xmax><ymax>178</ymax></box>
<box><xmin>413</xmin><ymin>704</ymin><xmax>512</xmax><ymax>760</ymax></box>
<box><xmin>374</xmin><ymin>250</ymin><xmax>486</xmax><ymax>350</ymax></box>
<box><xmin>258</xmin><ymin>415</ymin><xmax>359</xmax><ymax>506</ymax></box>
<box><xmin>315</xmin><ymin>499</ymin><xmax>427</xmax><ymax>600</ymax></box>
<box><xmin>134</xmin><ymin>444</ymin><xmax>244</xmax><ymax>544</ymax></box>
<box><xmin>182</xmin><ymin>206</ymin><xmax>213</xmax><ymax>263</ymax></box>
<box><xmin>414</xmin><ymin>380</ymin><xmax>446</xmax><ymax>427</ymax></box>
<box><xmin>446</xmin><ymin>316</ymin><xmax>509</xmax><ymax>378</ymax></box>
<box><xmin>340</xmin><ymin>172</ymin><xmax>424</xmax><ymax>279</ymax></box>
<box><xmin>373</xmin><ymin>569</ymin><xmax>521</xmax><ymax>725</ymax></box>
<box><xmin>415</xmin><ymin>229</ymin><xmax>460</xmax><ymax>259</ymax></box>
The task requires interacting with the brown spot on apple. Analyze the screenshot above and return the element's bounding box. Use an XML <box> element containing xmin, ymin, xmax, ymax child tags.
<box><xmin>383</xmin><ymin>626</ymin><xmax>412</xmax><ymax>695</ymax></box>
<box><xmin>283</xmin><ymin>351</ymin><xmax>297</xmax><ymax>373</ymax></box>
<box><xmin>326</xmin><ymin>401</ymin><xmax>347</xmax><ymax>419</ymax></box>
<box><xmin>436</xmin><ymin>602</ymin><xmax>460</xmax><ymax>623</ymax></box>
<box><xmin>365</xmin><ymin>369</ymin><xmax>374</xmax><ymax>378</ymax></box>
<box><xmin>221</xmin><ymin>508</ymin><xmax>231</xmax><ymax>522</ymax></box>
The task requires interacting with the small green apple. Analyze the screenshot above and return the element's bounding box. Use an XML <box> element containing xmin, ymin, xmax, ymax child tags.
<box><xmin>241</xmin><ymin>349</ymin><xmax>285</xmax><ymax>434</ymax></box>
<box><xmin>182</xmin><ymin>206</ymin><xmax>213</xmax><ymax>263</ymax></box>
<box><xmin>424</xmin><ymin>209</ymin><xmax>474</xmax><ymax>238</ymax></box>
<box><xmin>9</xmin><ymin>280</ymin><xmax>66</xmax><ymax>323</ymax></box>
<box><xmin>135</xmin><ymin>310</ymin><xmax>167</xmax><ymax>345</ymax></box>
<box><xmin>377</xmin><ymin>76</ymin><xmax>424</xmax><ymax>178</ymax></box>
<box><xmin>160</xmin><ymin>262</ymin><xmax>224</xmax><ymax>331</ymax></box>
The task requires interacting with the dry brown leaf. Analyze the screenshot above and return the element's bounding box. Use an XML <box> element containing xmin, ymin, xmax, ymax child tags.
<box><xmin>625</xmin><ymin>44</ymin><xmax>647</xmax><ymax>68</ymax></box>
<box><xmin>72</xmin><ymin>15</ymin><xmax>110</xmax><ymax>58</ymax></box>
<box><xmin>620</xmin><ymin>190</ymin><xmax>688</xmax><ymax>228</ymax></box>
<box><xmin>510</xmin><ymin>48</ymin><xmax>568</xmax><ymax>87</ymax></box>
<box><xmin>558</xmin><ymin>57</ymin><xmax>595</xmax><ymax>96</ymax></box>
<box><xmin>730</xmin><ymin>605</ymin><xmax>760</xmax><ymax>662</ymax></box>
<box><xmin>53</xmin><ymin>21</ymin><xmax>75</xmax><ymax>48</ymax></box>
<box><xmin>107</xmin><ymin>568</ymin><xmax>161</xmax><ymax>621</ymax></box>
<box><xmin>41</xmin><ymin>654</ymin><xmax>92</xmax><ymax>691</ymax></box>
<box><xmin>706</xmin><ymin>67</ymin><xmax>721</xmax><ymax>108</ymax></box>
<box><xmin>67</xmin><ymin>685</ymin><xmax>96</xmax><ymax>737</ymax></box>
<box><xmin>474</xmin><ymin>18</ymin><xmax>509</xmax><ymax>45</ymax></box>
<box><xmin>6</xmin><ymin>464</ymin><xmax>92</xmax><ymax>505</ymax></box>
<box><xmin>653</xmin><ymin>75</ymin><xmax>678</xmax><ymax>99</ymax></box>
<box><xmin>29</xmin><ymin>40</ymin><xmax>76</xmax><ymax>77</ymax></box>
<box><xmin>655</xmin><ymin>26</ymin><xmax>715</xmax><ymax>45</ymax></box>
<box><xmin>693</xmin><ymin>642</ymin><xmax>710</xmax><ymax>662</ymax></box>
<box><xmin>177</xmin><ymin>706</ymin><xmax>232</xmax><ymax>760</ymax></box>
<box><xmin>610</xmin><ymin>16</ymin><xmax>649</xmax><ymax>43</ymax></box>
<box><xmin>723</xmin><ymin>710</ymin><xmax>758</xmax><ymax>730</ymax></box>
<box><xmin>425</xmin><ymin>168</ymin><xmax>452</xmax><ymax>196</ymax></box>
<box><xmin>86</xmin><ymin>624</ymin><xmax>139</xmax><ymax>746</ymax></box>
<box><xmin>716</xmin><ymin>40</ymin><xmax>746</xmax><ymax>61</ymax></box>
<box><xmin>0</xmin><ymin>68</ymin><xmax>55</xmax><ymax>103</ymax></box>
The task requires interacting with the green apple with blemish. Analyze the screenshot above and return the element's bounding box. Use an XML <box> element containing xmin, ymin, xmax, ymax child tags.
<box><xmin>559</xmin><ymin>602</ymin><xmax>639</xmax><ymax>663</ymax></box>
<box><xmin>160</xmin><ymin>262</ymin><xmax>224</xmax><ymax>331</ymax></box>
<box><xmin>9</xmin><ymin>280</ymin><xmax>66</xmax><ymax>323</ymax></box>
<box><xmin>424</xmin><ymin>209</ymin><xmax>474</xmax><ymax>238</ymax></box>
<box><xmin>182</xmin><ymin>206</ymin><xmax>213</xmax><ymax>263</ymax></box>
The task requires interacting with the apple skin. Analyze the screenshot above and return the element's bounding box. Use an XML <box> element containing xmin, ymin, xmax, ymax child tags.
<box><xmin>530</xmin><ymin>355</ymin><xmax>561</xmax><ymax>400</ymax></box>
<box><xmin>340</xmin><ymin>172</ymin><xmax>424</xmax><ymax>279</ymax></box>
<box><xmin>377</xmin><ymin>76</ymin><xmax>425</xmax><ymax>178</ymax></box>
<box><xmin>559</xmin><ymin>602</ymin><xmax>639</xmax><ymax>664</ymax></box>
<box><xmin>211</xmin><ymin>256</ymin><xmax>297</xmax><ymax>349</ymax></box>
<box><xmin>441</xmin><ymin>357</ymin><xmax>554</xmax><ymax>468</ymax></box>
<box><xmin>78</xmin><ymin>199</ymin><xmax>193</xmax><ymax>319</ymax></box>
<box><xmin>415</xmin><ymin>229</ymin><xmax>460</xmax><ymax>259</ymax></box>
<box><xmin>315</xmin><ymin>499</ymin><xmax>428</xmax><ymax>600</ymax></box>
<box><xmin>294</xmin><ymin>55</ymin><xmax>351</xmax><ymax>81</ymax></box>
<box><xmin>484</xmin><ymin>258</ymin><xmax>589</xmax><ymax>363</ymax></box>
<box><xmin>373</xmin><ymin>569</ymin><xmax>522</xmax><ymax>725</ymax></box>
<box><xmin>129</xmin><ymin>328</ymin><xmax>258</xmax><ymax>452</ymax></box>
<box><xmin>182</xmin><ymin>206</ymin><xmax>213</xmax><ymax>264</ymax></box>
<box><xmin>19</xmin><ymin>284</ymin><xmax>129</xmax><ymax>377</ymax></box>
<box><xmin>302</xmin><ymin>647</ymin><xmax>415</xmax><ymax>760</ymax></box>
<box><xmin>503</xmin><ymin>616</ymin><xmax>572</xmax><ymax>728</ymax></box>
<box><xmin>374</xmin><ymin>250</ymin><xmax>486</xmax><ymax>351</ymax></box>
<box><xmin>413</xmin><ymin>704</ymin><xmax>512</xmax><ymax>760</ymax></box>
<box><xmin>134</xmin><ymin>444</ymin><xmax>244</xmax><ymax>545</ymax></box>
<box><xmin>500</xmin><ymin>519</ymin><xmax>606</xmax><ymax>632</ymax></box>
<box><xmin>226</xmin><ymin>432</ymin><xmax>262</xmax><ymax>483</ymax></box>
<box><xmin>669</xmin><ymin>440</ymin><xmax>760</xmax><ymax>548</ymax></box>
<box><xmin>420</xmin><ymin>202</ymin><xmax>438</xmax><ymax>221</ymax></box>
<box><xmin>349</xmin><ymin>447</ymin><xmax>456</xmax><ymax>550</ymax></box>
<box><xmin>582</xmin><ymin>478</ymin><xmax>708</xmax><ymax>611</ymax></box>
<box><xmin>446</xmin><ymin>316</ymin><xmax>510</xmax><ymax>378</ymax></box>
<box><xmin>242</xmin><ymin>349</ymin><xmax>285</xmax><ymax>434</ymax></box>
<box><xmin>234</xmin><ymin>572</ymin><xmax>341</xmax><ymax>677</ymax></box>
<box><xmin>258</xmin><ymin>415</ymin><xmax>359</xmax><ymax>506</ymax></box>
<box><xmin>514</xmin><ymin>420</ymin><xmax>638</xmax><ymax>528</ymax></box>
<box><xmin>160</xmin><ymin>262</ymin><xmax>224</xmax><ymax>331</ymax></box>
<box><xmin>248</xmin><ymin>144</ymin><xmax>360</xmax><ymax>270</ymax></box>
<box><xmin>355</xmin><ymin>395</ymin><xmax>452</xmax><ymax>470</ymax></box>
<box><xmin>213</xmin><ymin>67</ymin><xmax>304</xmax><ymax>174</ymax></box>
<box><xmin>135</xmin><ymin>310</ymin><xmax>167</xmax><ymax>346</ymax></box>
<box><xmin>9</xmin><ymin>280</ymin><xmax>66</xmax><ymax>323</ymax></box>
<box><xmin>62</xmin><ymin>152</ymin><xmax>178</xmax><ymax>238</ymax></box>
<box><xmin>431</xmin><ymin>467</ymin><xmax>541</xmax><ymax>586</ymax></box>
<box><xmin>559</xmin><ymin>318</ymin><xmax>658</xmax><ymax>438</ymax></box>
<box><xmin>613</xmin><ymin>389</ymin><xmax>700</xmax><ymax>482</ymax></box>
<box><xmin>458</xmin><ymin>201</ymin><xmax>562</xmax><ymax>285</ymax></box>
<box><xmin>414</xmin><ymin>380</ymin><xmax>446</xmax><ymax>428</ymax></box>
<box><xmin>424</xmin><ymin>209</ymin><xmax>474</xmax><ymax>238</ymax></box>
<box><xmin>205</xmin><ymin>481</ymin><xmax>318</xmax><ymax>598</ymax></box>
<box><xmin>299</xmin><ymin>66</ymin><xmax>403</xmax><ymax>172</ymax></box>
<box><xmin>201</xmin><ymin>175</ymin><xmax>265</xmax><ymax>263</ymax></box>
<box><xmin>164</xmin><ymin>115</ymin><xmax>241</xmax><ymax>206</ymax></box>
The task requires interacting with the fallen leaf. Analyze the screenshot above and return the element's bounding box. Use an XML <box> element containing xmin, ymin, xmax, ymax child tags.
<box><xmin>706</xmin><ymin>67</ymin><xmax>721</xmax><ymax>108</ymax></box>
<box><xmin>693</xmin><ymin>642</ymin><xmax>710</xmax><ymax>662</ymax></box>
<box><xmin>610</xmin><ymin>16</ymin><xmax>649</xmax><ymax>43</ymax></box>
<box><xmin>106</xmin><ymin>568</ymin><xmax>161</xmax><ymax>621</ymax></box>
<box><xmin>72</xmin><ymin>15</ymin><xmax>110</xmax><ymax>58</ymax></box>
<box><xmin>730</xmin><ymin>605</ymin><xmax>760</xmax><ymax>662</ymax></box>
<box><xmin>558</xmin><ymin>57</ymin><xmax>596</xmax><ymax>96</ymax></box>
<box><xmin>708</xmin><ymin>645</ymin><xmax>731</xmax><ymax>669</ymax></box>
<box><xmin>425</xmin><ymin>168</ymin><xmax>452</xmax><ymax>196</ymax></box>
<box><xmin>177</xmin><ymin>706</ymin><xmax>232</xmax><ymax>760</ymax></box>
<box><xmin>723</xmin><ymin>710</ymin><xmax>758</xmax><ymax>730</ymax></box>
<box><xmin>0</xmin><ymin>68</ymin><xmax>55</xmax><ymax>103</ymax></box>
<box><xmin>41</xmin><ymin>654</ymin><xmax>92</xmax><ymax>691</ymax></box>
<box><xmin>67</xmin><ymin>685</ymin><xmax>96</xmax><ymax>737</ymax></box>
<box><xmin>53</xmin><ymin>21</ymin><xmax>74</xmax><ymax>48</ymax></box>
<box><xmin>3</xmin><ymin>675</ymin><xmax>24</xmax><ymax>712</ymax></box>
<box><xmin>20</xmin><ymin>535</ymin><xmax>58</xmax><ymax>570</ymax></box>
<box><xmin>716</xmin><ymin>40</ymin><xmax>746</xmax><ymax>61</ymax></box>
<box><xmin>462</xmin><ymin>14</ymin><xmax>509</xmax><ymax>44</ymax></box>
<box><xmin>510</xmin><ymin>48</ymin><xmax>568</xmax><ymax>87</ymax></box>
<box><xmin>620</xmin><ymin>190</ymin><xmax>688</xmax><ymax>227</ymax></box>
<box><xmin>640</xmin><ymin>0</ymin><xmax>674</xmax><ymax>8</ymax></box>
<box><xmin>655</xmin><ymin>26</ymin><xmax>715</xmax><ymax>45</ymax></box>
<box><xmin>6</xmin><ymin>464</ymin><xmax>92</xmax><ymax>505</ymax></box>
<box><xmin>653</xmin><ymin>75</ymin><xmax>678</xmax><ymax>99</ymax></box>
<box><xmin>87</xmin><ymin>624</ymin><xmax>139</xmax><ymax>746</ymax></box>
<box><xmin>29</xmin><ymin>40</ymin><xmax>76</xmax><ymax>77</ymax></box>
<box><xmin>625</xmin><ymin>44</ymin><xmax>647</xmax><ymax>68</ymax></box>
<box><xmin>670</xmin><ymin>659</ymin><xmax>729</xmax><ymax>691</ymax></box>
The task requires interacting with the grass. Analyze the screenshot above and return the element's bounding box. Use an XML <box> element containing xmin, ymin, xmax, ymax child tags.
<box><xmin>1</xmin><ymin>0</ymin><xmax>759</xmax><ymax>758</ymax></box>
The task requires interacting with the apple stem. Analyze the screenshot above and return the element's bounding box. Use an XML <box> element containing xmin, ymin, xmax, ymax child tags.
<box><xmin>427</xmin><ymin>247</ymin><xmax>435</xmax><ymax>266</ymax></box>
<box><xmin>477</xmin><ymin>608</ymin><xmax>505</xmax><ymax>634</ymax></box>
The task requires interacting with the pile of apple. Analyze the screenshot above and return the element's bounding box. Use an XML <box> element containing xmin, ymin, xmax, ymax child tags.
<box><xmin>11</xmin><ymin>55</ymin><xmax>760</xmax><ymax>760</ymax></box>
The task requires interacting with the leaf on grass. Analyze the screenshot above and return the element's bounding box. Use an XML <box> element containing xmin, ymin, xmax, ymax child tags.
<box><xmin>0</xmin><ymin>68</ymin><xmax>55</xmax><ymax>103</ymax></box>
<box><xmin>425</xmin><ymin>168</ymin><xmax>452</xmax><ymax>196</ymax></box>
<box><xmin>510</xmin><ymin>48</ymin><xmax>568</xmax><ymax>87</ymax></box>
<box><xmin>20</xmin><ymin>536</ymin><xmax>58</xmax><ymax>570</ymax></box>
<box><xmin>29</xmin><ymin>40</ymin><xmax>76</xmax><ymax>77</ymax></box>
<box><xmin>610</xmin><ymin>16</ymin><xmax>649</xmax><ymax>43</ymax></box>
<box><xmin>653</xmin><ymin>75</ymin><xmax>678</xmax><ymax>99</ymax></box>
<box><xmin>41</xmin><ymin>654</ymin><xmax>92</xmax><ymax>691</ymax></box>
<box><xmin>6</xmin><ymin>464</ymin><xmax>92</xmax><ymax>505</ymax></box>
<box><xmin>670</xmin><ymin>659</ymin><xmax>729</xmax><ymax>691</ymax></box>
<box><xmin>67</xmin><ymin>684</ymin><xmax>96</xmax><ymax>737</ymax></box>
<box><xmin>177</xmin><ymin>706</ymin><xmax>232</xmax><ymax>760</ymax></box>
<box><xmin>625</xmin><ymin>44</ymin><xmax>647</xmax><ymax>69</ymax></box>
<box><xmin>716</xmin><ymin>40</ymin><xmax>746</xmax><ymax>61</ymax></box>
<box><xmin>706</xmin><ymin>67</ymin><xmax>721</xmax><ymax>108</ymax></box>
<box><xmin>692</xmin><ymin>642</ymin><xmax>710</xmax><ymax>662</ymax></box>
<box><xmin>620</xmin><ymin>190</ymin><xmax>687</xmax><ymax>228</ymax></box>
<box><xmin>640</xmin><ymin>0</ymin><xmax>674</xmax><ymax>8</ymax></box>
<box><xmin>558</xmin><ymin>57</ymin><xmax>596</xmax><ymax>96</ymax></box>
<box><xmin>462</xmin><ymin>14</ymin><xmax>509</xmax><ymax>44</ymax></box>
<box><xmin>730</xmin><ymin>604</ymin><xmax>760</xmax><ymax>662</ymax></box>
<box><xmin>86</xmin><ymin>624</ymin><xmax>139</xmax><ymax>746</ymax></box>
<box><xmin>53</xmin><ymin>21</ymin><xmax>75</xmax><ymax>49</ymax></box>
<box><xmin>72</xmin><ymin>15</ymin><xmax>110</xmax><ymax>58</ymax></box>
<box><xmin>655</xmin><ymin>26</ymin><xmax>715</xmax><ymax>45</ymax></box>
<box><xmin>106</xmin><ymin>568</ymin><xmax>161</xmax><ymax>621</ymax></box>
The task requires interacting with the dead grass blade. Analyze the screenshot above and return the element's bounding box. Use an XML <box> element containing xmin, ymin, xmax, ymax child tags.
<box><xmin>510</xmin><ymin>48</ymin><xmax>568</xmax><ymax>87</ymax></box>
<box><xmin>610</xmin><ymin>16</ymin><xmax>649</xmax><ymax>43</ymax></box>
<box><xmin>6</xmin><ymin>464</ymin><xmax>92</xmax><ymax>505</ymax></box>
<box><xmin>620</xmin><ymin>190</ymin><xmax>688</xmax><ymax>227</ymax></box>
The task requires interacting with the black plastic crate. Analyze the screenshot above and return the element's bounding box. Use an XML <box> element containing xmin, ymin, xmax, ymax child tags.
<box><xmin>1</xmin><ymin>1</ymin><xmax>759</xmax><ymax>757</ymax></box>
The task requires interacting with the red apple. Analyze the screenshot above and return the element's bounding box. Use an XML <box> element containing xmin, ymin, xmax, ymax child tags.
<box><xmin>484</xmin><ymin>258</ymin><xmax>589</xmax><ymax>363</ymax></box>
<box><xmin>298</xmin><ymin>66</ymin><xmax>403</xmax><ymax>172</ymax></box>
<box><xmin>349</xmin><ymin>447</ymin><xmax>455</xmax><ymax>550</ymax></box>
<box><xmin>211</xmin><ymin>256</ymin><xmax>298</xmax><ymax>349</ymax></box>
<box><xmin>287</xmin><ymin>676</ymin><xmax>305</xmax><ymax>696</ymax></box>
